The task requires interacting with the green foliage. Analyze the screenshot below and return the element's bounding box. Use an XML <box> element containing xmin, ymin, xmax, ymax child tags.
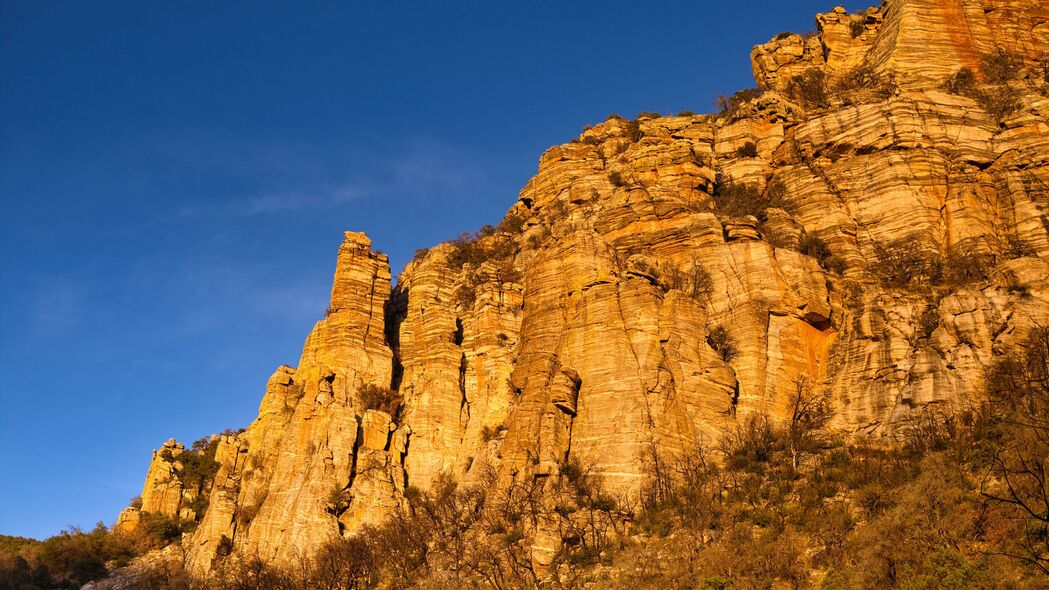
<box><xmin>0</xmin><ymin>523</ymin><xmax>138</xmax><ymax>589</ymax></box>
<box><xmin>181</xmin><ymin>436</ymin><xmax>221</xmax><ymax>491</ymax></box>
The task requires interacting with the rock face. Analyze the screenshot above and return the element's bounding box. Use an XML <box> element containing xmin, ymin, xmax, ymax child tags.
<box><xmin>118</xmin><ymin>0</ymin><xmax>1049</xmax><ymax>574</ymax></box>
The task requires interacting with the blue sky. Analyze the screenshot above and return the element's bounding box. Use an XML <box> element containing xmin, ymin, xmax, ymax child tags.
<box><xmin>0</xmin><ymin>0</ymin><xmax>871</xmax><ymax>539</ymax></box>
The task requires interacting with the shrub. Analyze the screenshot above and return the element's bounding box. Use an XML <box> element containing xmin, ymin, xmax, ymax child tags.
<box><xmin>324</xmin><ymin>306</ymin><xmax>335</xmax><ymax>318</ymax></box>
<box><xmin>445</xmin><ymin>228</ymin><xmax>519</xmax><ymax>274</ymax></box>
<box><xmin>637</xmin><ymin>111</ymin><xmax>661</xmax><ymax>119</ymax></box>
<box><xmin>497</xmin><ymin>213</ymin><xmax>526</xmax><ymax>233</ymax></box>
<box><xmin>981</xmin><ymin>49</ymin><xmax>1021</xmax><ymax>83</ymax></box>
<box><xmin>943</xmin><ymin>251</ymin><xmax>993</xmax><ymax>285</ymax></box>
<box><xmin>850</xmin><ymin>20</ymin><xmax>865</xmax><ymax>38</ymax></box>
<box><xmin>453</xmin><ymin>283</ymin><xmax>477</xmax><ymax>309</ymax></box>
<box><xmin>735</xmin><ymin>141</ymin><xmax>758</xmax><ymax>158</ymax></box>
<box><xmin>945</xmin><ymin>67</ymin><xmax>978</xmax><ymax>95</ymax></box>
<box><xmin>787</xmin><ymin>69</ymin><xmax>829</xmax><ymax>109</ymax></box>
<box><xmin>944</xmin><ymin>67</ymin><xmax>1021</xmax><ymax>121</ymax></box>
<box><xmin>716</xmin><ymin>88</ymin><xmax>762</xmax><ymax>119</ymax></box>
<box><xmin>607</xmin><ymin>171</ymin><xmax>627</xmax><ymax>187</ymax></box>
<box><xmin>798</xmin><ymin>233</ymin><xmax>831</xmax><ymax>264</ymax></box>
<box><xmin>713</xmin><ymin>180</ymin><xmax>769</xmax><ymax>220</ymax></box>
<box><xmin>719</xmin><ymin>414</ymin><xmax>779</xmax><ymax>471</ymax></box>
<box><xmin>823</xmin><ymin>256</ymin><xmax>847</xmax><ymax>274</ymax></box>
<box><xmin>707</xmin><ymin>325</ymin><xmax>737</xmax><ymax>363</ymax></box>
<box><xmin>358</xmin><ymin>384</ymin><xmax>402</xmax><ymax>419</ymax></box>
<box><xmin>871</xmin><ymin>244</ymin><xmax>943</xmax><ymax>290</ymax></box>
<box><xmin>624</xmin><ymin>118</ymin><xmax>642</xmax><ymax>142</ymax></box>
<box><xmin>677</xmin><ymin>109</ymin><xmax>696</xmax><ymax>116</ymax></box>
<box><xmin>918</xmin><ymin>306</ymin><xmax>940</xmax><ymax>339</ymax></box>
<box><xmin>687</xmin><ymin>261</ymin><xmax>713</xmax><ymax>299</ymax></box>
<box><xmin>180</xmin><ymin>436</ymin><xmax>221</xmax><ymax>492</ymax></box>
<box><xmin>775</xmin><ymin>31</ymin><xmax>793</xmax><ymax>41</ymax></box>
<box><xmin>481</xmin><ymin>424</ymin><xmax>506</xmax><ymax>442</ymax></box>
<box><xmin>837</xmin><ymin>64</ymin><xmax>895</xmax><ymax>99</ymax></box>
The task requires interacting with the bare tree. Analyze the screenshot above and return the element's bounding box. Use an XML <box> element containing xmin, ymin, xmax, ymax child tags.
<box><xmin>787</xmin><ymin>376</ymin><xmax>832</xmax><ymax>470</ymax></box>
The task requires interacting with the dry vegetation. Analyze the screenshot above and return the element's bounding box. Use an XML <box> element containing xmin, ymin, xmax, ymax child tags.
<box><xmin>944</xmin><ymin>50</ymin><xmax>1024</xmax><ymax>121</ymax></box>
<box><xmin>5</xmin><ymin>329</ymin><xmax>1049</xmax><ymax>588</ymax></box>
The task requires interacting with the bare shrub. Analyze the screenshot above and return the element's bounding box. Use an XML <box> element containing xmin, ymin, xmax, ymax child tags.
<box><xmin>715</xmin><ymin>88</ymin><xmax>762</xmax><ymax>119</ymax></box>
<box><xmin>944</xmin><ymin>66</ymin><xmax>1021</xmax><ymax>120</ymax></box>
<box><xmin>981</xmin><ymin>49</ymin><xmax>1022</xmax><ymax>83</ymax></box>
<box><xmin>786</xmin><ymin>377</ymin><xmax>832</xmax><ymax>469</ymax></box>
<box><xmin>870</xmin><ymin>244</ymin><xmax>943</xmax><ymax>290</ymax></box>
<box><xmin>787</xmin><ymin>69</ymin><xmax>829</xmax><ymax>109</ymax></box>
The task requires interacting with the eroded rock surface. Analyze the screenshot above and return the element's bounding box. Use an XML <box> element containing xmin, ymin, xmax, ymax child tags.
<box><xmin>117</xmin><ymin>0</ymin><xmax>1049</xmax><ymax>573</ymax></box>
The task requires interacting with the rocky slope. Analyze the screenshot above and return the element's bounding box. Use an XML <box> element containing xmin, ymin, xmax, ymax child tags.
<box><xmin>114</xmin><ymin>0</ymin><xmax>1049</xmax><ymax>577</ymax></box>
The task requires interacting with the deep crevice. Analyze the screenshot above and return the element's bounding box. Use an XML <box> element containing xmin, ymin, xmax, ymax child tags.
<box><xmin>385</xmin><ymin>284</ymin><xmax>407</xmax><ymax>391</ymax></box>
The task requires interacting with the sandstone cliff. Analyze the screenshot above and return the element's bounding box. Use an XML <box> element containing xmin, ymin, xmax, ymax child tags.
<box><xmin>117</xmin><ymin>0</ymin><xmax>1049</xmax><ymax>577</ymax></box>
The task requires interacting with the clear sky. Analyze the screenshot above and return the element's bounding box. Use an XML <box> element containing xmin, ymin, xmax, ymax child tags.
<box><xmin>0</xmin><ymin>0</ymin><xmax>871</xmax><ymax>539</ymax></box>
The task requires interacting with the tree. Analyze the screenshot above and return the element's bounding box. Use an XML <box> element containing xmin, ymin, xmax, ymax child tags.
<box><xmin>786</xmin><ymin>376</ymin><xmax>832</xmax><ymax>470</ymax></box>
<box><xmin>982</xmin><ymin>327</ymin><xmax>1049</xmax><ymax>574</ymax></box>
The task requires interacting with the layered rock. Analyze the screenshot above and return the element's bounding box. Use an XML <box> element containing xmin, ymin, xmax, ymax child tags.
<box><xmin>117</xmin><ymin>0</ymin><xmax>1049</xmax><ymax>575</ymax></box>
<box><xmin>753</xmin><ymin>0</ymin><xmax>1049</xmax><ymax>91</ymax></box>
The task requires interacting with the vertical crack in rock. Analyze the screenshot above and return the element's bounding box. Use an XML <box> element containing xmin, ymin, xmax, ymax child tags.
<box><xmin>119</xmin><ymin>0</ymin><xmax>1049</xmax><ymax>574</ymax></box>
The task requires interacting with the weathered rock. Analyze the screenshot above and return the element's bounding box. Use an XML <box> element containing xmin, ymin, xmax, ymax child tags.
<box><xmin>116</xmin><ymin>0</ymin><xmax>1049</xmax><ymax>574</ymax></box>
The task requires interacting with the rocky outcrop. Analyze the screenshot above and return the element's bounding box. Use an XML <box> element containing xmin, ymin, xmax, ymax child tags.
<box><xmin>753</xmin><ymin>1</ymin><xmax>1049</xmax><ymax>92</ymax></box>
<box><xmin>116</xmin><ymin>0</ymin><xmax>1049</xmax><ymax>575</ymax></box>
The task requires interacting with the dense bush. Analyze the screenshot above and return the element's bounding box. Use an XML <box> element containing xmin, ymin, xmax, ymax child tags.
<box><xmin>798</xmin><ymin>233</ymin><xmax>831</xmax><ymax>263</ymax></box>
<box><xmin>707</xmin><ymin>325</ymin><xmax>737</xmax><ymax>363</ymax></box>
<box><xmin>735</xmin><ymin>141</ymin><xmax>758</xmax><ymax>158</ymax></box>
<box><xmin>0</xmin><ymin>524</ymin><xmax>137</xmax><ymax>590</ymax></box>
<box><xmin>712</xmin><ymin>180</ymin><xmax>766</xmax><ymax>220</ymax></box>
<box><xmin>357</xmin><ymin>384</ymin><xmax>402</xmax><ymax>419</ymax></box>
<box><xmin>981</xmin><ymin>49</ymin><xmax>1022</xmax><ymax>84</ymax></box>
<box><xmin>850</xmin><ymin>20</ymin><xmax>865</xmax><ymax>38</ymax></box>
